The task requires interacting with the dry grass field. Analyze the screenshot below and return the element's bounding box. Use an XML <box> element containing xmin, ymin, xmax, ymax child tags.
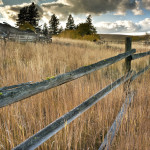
<box><xmin>0</xmin><ymin>38</ymin><xmax>149</xmax><ymax>150</ymax></box>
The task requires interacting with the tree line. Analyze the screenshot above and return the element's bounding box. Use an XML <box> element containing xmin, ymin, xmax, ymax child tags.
<box><xmin>16</xmin><ymin>2</ymin><xmax>97</xmax><ymax>38</ymax></box>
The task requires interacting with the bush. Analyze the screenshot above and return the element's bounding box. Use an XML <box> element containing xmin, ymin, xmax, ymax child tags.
<box><xmin>131</xmin><ymin>35</ymin><xmax>150</xmax><ymax>41</ymax></box>
<box><xmin>19</xmin><ymin>22</ymin><xmax>35</xmax><ymax>32</ymax></box>
<box><xmin>56</xmin><ymin>29</ymin><xmax>99</xmax><ymax>41</ymax></box>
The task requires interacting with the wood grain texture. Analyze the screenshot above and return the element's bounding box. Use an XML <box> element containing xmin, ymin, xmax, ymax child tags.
<box><xmin>13</xmin><ymin>64</ymin><xmax>150</xmax><ymax>150</ymax></box>
<box><xmin>13</xmin><ymin>72</ymin><xmax>133</xmax><ymax>150</ymax></box>
<box><xmin>0</xmin><ymin>49</ymin><xmax>136</xmax><ymax>108</ymax></box>
<box><xmin>131</xmin><ymin>51</ymin><xmax>150</xmax><ymax>60</ymax></box>
<box><xmin>99</xmin><ymin>64</ymin><xmax>150</xmax><ymax>150</ymax></box>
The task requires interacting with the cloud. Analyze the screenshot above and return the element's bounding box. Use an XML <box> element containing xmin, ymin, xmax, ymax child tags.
<box><xmin>95</xmin><ymin>20</ymin><xmax>143</xmax><ymax>33</ymax></box>
<box><xmin>0</xmin><ymin>0</ymin><xmax>149</xmax><ymax>33</ymax></box>
<box><xmin>142</xmin><ymin>0</ymin><xmax>150</xmax><ymax>10</ymax></box>
<box><xmin>0</xmin><ymin>3</ymin><xmax>43</xmax><ymax>24</ymax></box>
<box><xmin>31</xmin><ymin>0</ymin><xmax>40</xmax><ymax>3</ymax></box>
<box><xmin>2</xmin><ymin>0</ymin><xmax>31</xmax><ymax>5</ymax></box>
<box><xmin>132</xmin><ymin>1</ymin><xmax>143</xmax><ymax>15</ymax></box>
<box><xmin>0</xmin><ymin>0</ymin><xmax>145</xmax><ymax>27</ymax></box>
<box><xmin>41</xmin><ymin>0</ymin><xmax>137</xmax><ymax>19</ymax></box>
<box><xmin>0</xmin><ymin>0</ymin><xmax>3</xmax><ymax>5</ymax></box>
<box><xmin>95</xmin><ymin>18</ymin><xmax>150</xmax><ymax>33</ymax></box>
<box><xmin>68</xmin><ymin>0</ymin><xmax>136</xmax><ymax>14</ymax></box>
<box><xmin>138</xmin><ymin>18</ymin><xmax>150</xmax><ymax>31</ymax></box>
<box><xmin>42</xmin><ymin>2</ymin><xmax>71</xmax><ymax>20</ymax></box>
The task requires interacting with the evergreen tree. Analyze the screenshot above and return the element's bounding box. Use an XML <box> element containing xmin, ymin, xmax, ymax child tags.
<box><xmin>28</xmin><ymin>2</ymin><xmax>39</xmax><ymax>27</ymax></box>
<box><xmin>86</xmin><ymin>15</ymin><xmax>97</xmax><ymax>34</ymax></box>
<box><xmin>16</xmin><ymin>7</ymin><xmax>28</xmax><ymax>26</ymax></box>
<box><xmin>42</xmin><ymin>23</ymin><xmax>49</xmax><ymax>36</ymax></box>
<box><xmin>16</xmin><ymin>2</ymin><xmax>39</xmax><ymax>29</ymax></box>
<box><xmin>49</xmin><ymin>14</ymin><xmax>59</xmax><ymax>35</ymax></box>
<box><xmin>66</xmin><ymin>14</ymin><xmax>76</xmax><ymax>30</ymax></box>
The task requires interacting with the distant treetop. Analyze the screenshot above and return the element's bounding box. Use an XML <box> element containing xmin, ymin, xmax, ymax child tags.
<box><xmin>66</xmin><ymin>14</ymin><xmax>76</xmax><ymax>30</ymax></box>
<box><xmin>16</xmin><ymin>2</ymin><xmax>40</xmax><ymax>30</ymax></box>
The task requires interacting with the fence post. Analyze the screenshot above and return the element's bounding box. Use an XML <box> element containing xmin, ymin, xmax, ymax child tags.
<box><xmin>124</xmin><ymin>37</ymin><xmax>132</xmax><ymax>94</ymax></box>
<box><xmin>125</xmin><ymin>37</ymin><xmax>132</xmax><ymax>72</ymax></box>
<box><xmin>124</xmin><ymin>37</ymin><xmax>132</xmax><ymax>133</ymax></box>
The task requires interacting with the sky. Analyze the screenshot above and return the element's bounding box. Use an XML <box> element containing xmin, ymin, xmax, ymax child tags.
<box><xmin>0</xmin><ymin>0</ymin><xmax>150</xmax><ymax>34</ymax></box>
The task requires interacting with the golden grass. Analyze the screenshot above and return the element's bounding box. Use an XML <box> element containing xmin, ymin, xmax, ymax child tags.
<box><xmin>0</xmin><ymin>38</ymin><xmax>149</xmax><ymax>150</ymax></box>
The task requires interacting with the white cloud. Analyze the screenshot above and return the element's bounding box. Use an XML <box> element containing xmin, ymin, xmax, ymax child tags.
<box><xmin>95</xmin><ymin>20</ymin><xmax>146</xmax><ymax>34</ymax></box>
<box><xmin>57</xmin><ymin>0</ymin><xmax>70</xmax><ymax>5</ymax></box>
<box><xmin>0</xmin><ymin>3</ymin><xmax>43</xmax><ymax>25</ymax></box>
<box><xmin>132</xmin><ymin>1</ymin><xmax>143</xmax><ymax>15</ymax></box>
<box><xmin>0</xmin><ymin>3</ymin><xmax>29</xmax><ymax>24</ymax></box>
<box><xmin>114</xmin><ymin>11</ymin><xmax>126</xmax><ymax>16</ymax></box>
<box><xmin>1</xmin><ymin>1</ymin><xmax>150</xmax><ymax>34</ymax></box>
<box><xmin>138</xmin><ymin>18</ymin><xmax>150</xmax><ymax>31</ymax></box>
<box><xmin>95</xmin><ymin>18</ymin><xmax>150</xmax><ymax>33</ymax></box>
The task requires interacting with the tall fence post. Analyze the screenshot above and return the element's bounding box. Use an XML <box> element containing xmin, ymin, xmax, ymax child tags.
<box><xmin>125</xmin><ymin>37</ymin><xmax>132</xmax><ymax>72</ymax></box>
<box><xmin>124</xmin><ymin>37</ymin><xmax>132</xmax><ymax>92</ymax></box>
<box><xmin>124</xmin><ymin>37</ymin><xmax>132</xmax><ymax>134</ymax></box>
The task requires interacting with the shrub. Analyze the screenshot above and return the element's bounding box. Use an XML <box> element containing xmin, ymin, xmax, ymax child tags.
<box><xmin>56</xmin><ymin>29</ymin><xmax>99</xmax><ymax>41</ymax></box>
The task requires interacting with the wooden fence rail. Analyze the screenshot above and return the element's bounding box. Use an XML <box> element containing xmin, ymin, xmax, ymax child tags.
<box><xmin>0</xmin><ymin>82</ymin><xmax>33</xmax><ymax>91</ymax></box>
<box><xmin>99</xmin><ymin>64</ymin><xmax>150</xmax><ymax>150</ymax></box>
<box><xmin>131</xmin><ymin>51</ymin><xmax>150</xmax><ymax>60</ymax></box>
<box><xmin>12</xmin><ymin>64</ymin><xmax>150</xmax><ymax>150</ymax></box>
<box><xmin>0</xmin><ymin>49</ymin><xmax>136</xmax><ymax>108</ymax></box>
<box><xmin>0</xmin><ymin>37</ymin><xmax>150</xmax><ymax>150</ymax></box>
<box><xmin>13</xmin><ymin>72</ymin><xmax>133</xmax><ymax>150</ymax></box>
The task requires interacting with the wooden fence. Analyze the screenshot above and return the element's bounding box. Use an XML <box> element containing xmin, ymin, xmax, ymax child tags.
<box><xmin>8</xmin><ymin>33</ymin><xmax>37</xmax><ymax>42</ymax></box>
<box><xmin>0</xmin><ymin>32</ymin><xmax>52</xmax><ymax>43</ymax></box>
<box><xmin>0</xmin><ymin>37</ymin><xmax>150</xmax><ymax>150</ymax></box>
<box><xmin>0</xmin><ymin>23</ymin><xmax>52</xmax><ymax>43</ymax></box>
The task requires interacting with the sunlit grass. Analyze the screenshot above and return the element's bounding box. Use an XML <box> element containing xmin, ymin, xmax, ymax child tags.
<box><xmin>0</xmin><ymin>38</ymin><xmax>149</xmax><ymax>150</ymax></box>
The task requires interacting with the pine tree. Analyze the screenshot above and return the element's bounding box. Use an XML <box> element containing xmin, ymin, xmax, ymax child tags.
<box><xmin>16</xmin><ymin>2</ymin><xmax>39</xmax><ymax>29</ymax></box>
<box><xmin>42</xmin><ymin>23</ymin><xmax>49</xmax><ymax>36</ymax></box>
<box><xmin>66</xmin><ymin>14</ymin><xmax>76</xmax><ymax>30</ymax></box>
<box><xmin>16</xmin><ymin>7</ymin><xmax>28</xmax><ymax>26</ymax></box>
<box><xmin>49</xmin><ymin>14</ymin><xmax>59</xmax><ymax>35</ymax></box>
<box><xmin>28</xmin><ymin>2</ymin><xmax>39</xmax><ymax>27</ymax></box>
<box><xmin>86</xmin><ymin>15</ymin><xmax>97</xmax><ymax>34</ymax></box>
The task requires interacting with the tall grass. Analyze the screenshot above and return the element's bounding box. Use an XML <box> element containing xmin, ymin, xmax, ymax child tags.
<box><xmin>0</xmin><ymin>38</ymin><xmax>149</xmax><ymax>150</ymax></box>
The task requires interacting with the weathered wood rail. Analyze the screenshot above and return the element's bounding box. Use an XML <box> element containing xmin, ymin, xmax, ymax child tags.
<box><xmin>12</xmin><ymin>72</ymin><xmax>134</xmax><ymax>150</ymax></box>
<box><xmin>0</xmin><ymin>37</ymin><xmax>150</xmax><ymax>150</ymax></box>
<box><xmin>0</xmin><ymin>49</ymin><xmax>136</xmax><ymax>108</ymax></box>
<box><xmin>131</xmin><ymin>51</ymin><xmax>150</xmax><ymax>60</ymax></box>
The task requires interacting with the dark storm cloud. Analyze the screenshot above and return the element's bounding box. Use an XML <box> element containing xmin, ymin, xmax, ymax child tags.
<box><xmin>142</xmin><ymin>0</ymin><xmax>150</xmax><ymax>10</ymax></box>
<box><xmin>68</xmin><ymin>0</ymin><xmax>136</xmax><ymax>14</ymax></box>
<box><xmin>42</xmin><ymin>0</ymin><xmax>137</xmax><ymax>18</ymax></box>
